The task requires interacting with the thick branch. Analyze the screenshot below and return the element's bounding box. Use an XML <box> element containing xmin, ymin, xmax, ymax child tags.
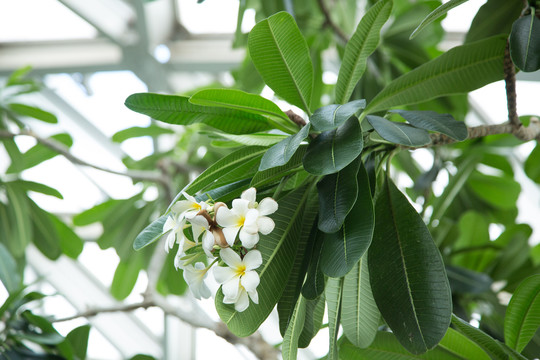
<box><xmin>0</xmin><ymin>129</ymin><xmax>171</xmax><ymax>186</ymax></box>
<box><xmin>504</xmin><ymin>40</ymin><xmax>521</xmax><ymax>129</ymax></box>
<box><xmin>53</xmin><ymin>297</ymin><xmax>278</xmax><ymax>360</ymax></box>
<box><xmin>316</xmin><ymin>0</ymin><xmax>349</xmax><ymax>43</ymax></box>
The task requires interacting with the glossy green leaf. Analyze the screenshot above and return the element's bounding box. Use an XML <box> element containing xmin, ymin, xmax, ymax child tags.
<box><xmin>391</xmin><ymin>110</ymin><xmax>468</xmax><ymax>141</ymax></box>
<box><xmin>303</xmin><ymin>116</ymin><xmax>363</xmax><ymax>175</ymax></box>
<box><xmin>525</xmin><ymin>142</ymin><xmax>540</xmax><ymax>183</ymax></box>
<box><xmin>369</xmin><ymin>177</ymin><xmax>452</xmax><ymax>354</ymax></box>
<box><xmin>0</xmin><ymin>243</ymin><xmax>21</xmax><ymax>293</ymax></box>
<box><xmin>439</xmin><ymin>328</ymin><xmax>491</xmax><ymax>360</ymax></box>
<box><xmin>205</xmin><ymin>155</ymin><xmax>261</xmax><ymax>191</ymax></box>
<box><xmin>465</xmin><ymin>0</ymin><xmax>522</xmax><ymax>44</ymax></box>
<box><xmin>342</xmin><ymin>255</ymin><xmax>379</xmax><ymax>349</ymax></box>
<box><xmin>65</xmin><ymin>325</ymin><xmax>90</xmax><ymax>360</ymax></box>
<box><xmin>282</xmin><ymin>295</ymin><xmax>307</xmax><ymax>360</ymax></box>
<box><xmin>111</xmin><ymin>254</ymin><xmax>143</xmax><ymax>300</ymax></box>
<box><xmin>468</xmin><ymin>171</ymin><xmax>521</xmax><ymax>210</ymax></box>
<box><xmin>320</xmin><ymin>162</ymin><xmax>374</xmax><ymax>277</ymax></box>
<box><xmin>259</xmin><ymin>124</ymin><xmax>310</xmax><ymax>171</ymax></box>
<box><xmin>451</xmin><ymin>314</ymin><xmax>508</xmax><ymax>359</ymax></box>
<box><xmin>248</xmin><ymin>12</ymin><xmax>313</xmax><ymax>112</ymax></box>
<box><xmin>335</xmin><ymin>0</ymin><xmax>393</xmax><ymax>104</ymax></box>
<box><xmin>251</xmin><ymin>145</ymin><xmax>306</xmax><ymax>189</ymax></box>
<box><xmin>6</xmin><ymin>133</ymin><xmax>73</xmax><ymax>174</ymax></box>
<box><xmin>410</xmin><ymin>0</ymin><xmax>470</xmax><ymax>39</ymax></box>
<box><xmin>212</xmin><ymin>132</ymin><xmax>287</xmax><ymax>147</ymax></box>
<box><xmin>8</xmin><ymin>180</ymin><xmax>63</xmax><ymax>199</ymax></box>
<box><xmin>509</xmin><ymin>13</ymin><xmax>540</xmax><ymax>72</ymax></box>
<box><xmin>298</xmin><ymin>294</ymin><xmax>325</xmax><ymax>348</ymax></box>
<box><xmin>125</xmin><ymin>93</ymin><xmax>271</xmax><ymax>134</ymax></box>
<box><xmin>310</xmin><ymin>100</ymin><xmax>366</xmax><ymax>132</ymax></box>
<box><xmin>505</xmin><ymin>274</ymin><xmax>540</xmax><ymax>352</ymax></box>
<box><xmin>364</xmin><ymin>35</ymin><xmax>507</xmax><ymax>114</ymax></box>
<box><xmin>8</xmin><ymin>103</ymin><xmax>57</xmax><ymax>123</ymax></box>
<box><xmin>317</xmin><ymin>158</ymin><xmax>360</xmax><ymax>233</ymax></box>
<box><xmin>189</xmin><ymin>88</ymin><xmax>297</xmax><ymax>133</ymax></box>
<box><xmin>133</xmin><ymin>214</ymin><xmax>168</xmax><ymax>250</ymax></box>
<box><xmin>112</xmin><ymin>125</ymin><xmax>174</xmax><ymax>142</ymax></box>
<box><xmin>446</xmin><ymin>265</ymin><xmax>492</xmax><ymax>294</ymax></box>
<box><xmin>367</xmin><ymin>115</ymin><xmax>431</xmax><ymax>147</ymax></box>
<box><xmin>301</xmin><ymin>226</ymin><xmax>325</xmax><ymax>300</ymax></box>
<box><xmin>326</xmin><ymin>277</ymin><xmax>343</xmax><ymax>360</ymax></box>
<box><xmin>215</xmin><ymin>186</ymin><xmax>311</xmax><ymax>336</ymax></box>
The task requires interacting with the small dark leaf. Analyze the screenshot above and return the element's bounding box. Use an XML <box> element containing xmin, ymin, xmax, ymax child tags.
<box><xmin>259</xmin><ymin>124</ymin><xmax>310</xmax><ymax>171</ymax></box>
<box><xmin>509</xmin><ymin>13</ymin><xmax>540</xmax><ymax>72</ymax></box>
<box><xmin>302</xmin><ymin>227</ymin><xmax>325</xmax><ymax>300</ymax></box>
<box><xmin>391</xmin><ymin>110</ymin><xmax>468</xmax><ymax>141</ymax></box>
<box><xmin>303</xmin><ymin>116</ymin><xmax>363</xmax><ymax>175</ymax></box>
<box><xmin>367</xmin><ymin>115</ymin><xmax>431</xmax><ymax>147</ymax></box>
<box><xmin>133</xmin><ymin>214</ymin><xmax>168</xmax><ymax>250</ymax></box>
<box><xmin>309</xmin><ymin>100</ymin><xmax>366</xmax><ymax>131</ymax></box>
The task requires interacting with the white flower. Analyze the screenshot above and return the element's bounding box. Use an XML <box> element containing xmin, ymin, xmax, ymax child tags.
<box><xmin>189</xmin><ymin>213</ymin><xmax>217</xmax><ymax>257</ymax></box>
<box><xmin>216</xmin><ymin>188</ymin><xmax>278</xmax><ymax>248</ymax></box>
<box><xmin>183</xmin><ymin>262</ymin><xmax>211</xmax><ymax>299</ymax></box>
<box><xmin>215</xmin><ymin>199</ymin><xmax>260</xmax><ymax>248</ymax></box>
<box><xmin>213</xmin><ymin>248</ymin><xmax>262</xmax><ymax>312</ymax></box>
<box><xmin>163</xmin><ymin>214</ymin><xmax>186</xmax><ymax>253</ymax></box>
<box><xmin>173</xmin><ymin>237</ymin><xmax>196</xmax><ymax>269</ymax></box>
<box><xmin>172</xmin><ymin>192</ymin><xmax>208</xmax><ymax>221</ymax></box>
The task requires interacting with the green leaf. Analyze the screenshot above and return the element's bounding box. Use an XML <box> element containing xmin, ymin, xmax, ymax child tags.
<box><xmin>211</xmin><ymin>132</ymin><xmax>288</xmax><ymax>147</ymax></box>
<box><xmin>326</xmin><ymin>277</ymin><xmax>343</xmax><ymax>360</ymax></box>
<box><xmin>509</xmin><ymin>13</ymin><xmax>540</xmax><ymax>72</ymax></box>
<box><xmin>189</xmin><ymin>88</ymin><xmax>297</xmax><ymax>133</ymax></box>
<box><xmin>309</xmin><ymin>100</ymin><xmax>367</xmax><ymax>132</ymax></box>
<box><xmin>303</xmin><ymin>116</ymin><xmax>363</xmax><ymax>175</ymax></box>
<box><xmin>367</xmin><ymin>115</ymin><xmax>431</xmax><ymax>147</ymax></box>
<box><xmin>6</xmin><ymin>66</ymin><xmax>33</xmax><ymax>86</ymax></box>
<box><xmin>452</xmin><ymin>211</ymin><xmax>494</xmax><ymax>272</ymax></box>
<box><xmin>8</xmin><ymin>180</ymin><xmax>63</xmax><ymax>199</ymax></box>
<box><xmin>410</xmin><ymin>0</ymin><xmax>470</xmax><ymax>39</ymax></box>
<box><xmin>259</xmin><ymin>124</ymin><xmax>310</xmax><ymax>171</ymax></box>
<box><xmin>282</xmin><ymin>295</ymin><xmax>307</xmax><ymax>360</ymax></box>
<box><xmin>335</xmin><ymin>0</ymin><xmax>393</xmax><ymax>104</ymax></box>
<box><xmin>446</xmin><ymin>265</ymin><xmax>492</xmax><ymax>294</ymax></box>
<box><xmin>451</xmin><ymin>314</ymin><xmax>508</xmax><ymax>359</ymax></box>
<box><xmin>112</xmin><ymin>125</ymin><xmax>174</xmax><ymax>142</ymax></box>
<box><xmin>111</xmin><ymin>254</ymin><xmax>143</xmax><ymax>300</ymax></box>
<box><xmin>0</xmin><ymin>242</ymin><xmax>21</xmax><ymax>293</ymax></box>
<box><xmin>6</xmin><ymin>133</ymin><xmax>73</xmax><ymax>174</ymax></box>
<box><xmin>3</xmin><ymin>183</ymin><xmax>32</xmax><ymax>257</ymax></box>
<box><xmin>390</xmin><ymin>110</ymin><xmax>468</xmax><ymax>141</ymax></box>
<box><xmin>342</xmin><ymin>255</ymin><xmax>379</xmax><ymax>348</ymax></box>
<box><xmin>215</xmin><ymin>186</ymin><xmax>311</xmax><ymax>336</ymax></box>
<box><xmin>65</xmin><ymin>325</ymin><xmax>90</xmax><ymax>360</ymax></box>
<box><xmin>320</xmin><ymin>162</ymin><xmax>374</xmax><ymax>277</ymax></box>
<box><xmin>525</xmin><ymin>142</ymin><xmax>540</xmax><ymax>184</ymax></box>
<box><xmin>465</xmin><ymin>0</ymin><xmax>523</xmax><ymax>44</ymax></box>
<box><xmin>30</xmin><ymin>201</ymin><xmax>62</xmax><ymax>260</ymax></box>
<box><xmin>51</xmin><ymin>216</ymin><xmax>84</xmax><ymax>259</ymax></box>
<box><xmin>125</xmin><ymin>93</ymin><xmax>271</xmax><ymax>134</ymax></box>
<box><xmin>301</xmin><ymin>224</ymin><xmax>325</xmax><ymax>300</ymax></box>
<box><xmin>133</xmin><ymin>214</ymin><xmax>168</xmax><ymax>250</ymax></box>
<box><xmin>157</xmin><ymin>248</ymin><xmax>188</xmax><ymax>296</ymax></box>
<box><xmin>364</xmin><ymin>35</ymin><xmax>507</xmax><ymax>114</ymax></box>
<box><xmin>369</xmin><ymin>177</ymin><xmax>452</xmax><ymax>354</ymax></box>
<box><xmin>298</xmin><ymin>294</ymin><xmax>325</xmax><ymax>348</ymax></box>
<box><xmin>248</xmin><ymin>11</ymin><xmax>313</xmax><ymax>112</ymax></box>
<box><xmin>439</xmin><ymin>327</ymin><xmax>491</xmax><ymax>360</ymax></box>
<box><xmin>8</xmin><ymin>103</ymin><xmax>57</xmax><ymax>123</ymax></box>
<box><xmin>251</xmin><ymin>145</ymin><xmax>306</xmax><ymax>189</ymax></box>
<box><xmin>468</xmin><ymin>171</ymin><xmax>521</xmax><ymax>210</ymax></box>
<box><xmin>317</xmin><ymin>158</ymin><xmax>360</xmax><ymax>233</ymax></box>
<box><xmin>505</xmin><ymin>274</ymin><xmax>540</xmax><ymax>352</ymax></box>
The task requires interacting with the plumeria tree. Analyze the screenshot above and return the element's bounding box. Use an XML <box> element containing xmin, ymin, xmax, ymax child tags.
<box><xmin>1</xmin><ymin>0</ymin><xmax>540</xmax><ymax>359</ymax></box>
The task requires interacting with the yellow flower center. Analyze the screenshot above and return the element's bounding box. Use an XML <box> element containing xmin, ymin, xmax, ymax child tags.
<box><xmin>236</xmin><ymin>264</ymin><xmax>246</xmax><ymax>277</ymax></box>
<box><xmin>237</xmin><ymin>215</ymin><xmax>245</xmax><ymax>227</ymax></box>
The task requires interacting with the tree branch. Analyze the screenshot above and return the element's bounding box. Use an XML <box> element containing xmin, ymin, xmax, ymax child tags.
<box><xmin>52</xmin><ymin>296</ymin><xmax>279</xmax><ymax>360</ymax></box>
<box><xmin>504</xmin><ymin>40</ymin><xmax>521</xmax><ymax>129</ymax></box>
<box><xmin>316</xmin><ymin>0</ymin><xmax>349</xmax><ymax>43</ymax></box>
<box><xmin>0</xmin><ymin>129</ymin><xmax>176</xmax><ymax>186</ymax></box>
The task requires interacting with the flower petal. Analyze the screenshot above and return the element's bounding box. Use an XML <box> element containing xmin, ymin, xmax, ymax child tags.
<box><xmin>232</xmin><ymin>198</ymin><xmax>250</xmax><ymax>215</ymax></box>
<box><xmin>239</xmin><ymin>229</ymin><xmax>259</xmax><ymax>249</ymax></box>
<box><xmin>191</xmin><ymin>223</ymin><xmax>205</xmax><ymax>244</ymax></box>
<box><xmin>164</xmin><ymin>231</ymin><xmax>175</xmax><ymax>253</ymax></box>
<box><xmin>243</xmin><ymin>250</ymin><xmax>263</xmax><ymax>270</ymax></box>
<box><xmin>257</xmin><ymin>216</ymin><xmax>275</xmax><ymax>235</ymax></box>
<box><xmin>216</xmin><ymin>207</ymin><xmax>238</xmax><ymax>227</ymax></box>
<box><xmin>222</xmin><ymin>277</ymin><xmax>240</xmax><ymax>299</ymax></box>
<box><xmin>189</xmin><ymin>214</ymin><xmax>209</xmax><ymax>228</ymax></box>
<box><xmin>234</xmin><ymin>288</ymin><xmax>250</xmax><ymax>312</ymax></box>
<box><xmin>222</xmin><ymin>226</ymin><xmax>241</xmax><ymax>247</ymax></box>
<box><xmin>172</xmin><ymin>200</ymin><xmax>193</xmax><ymax>215</ymax></box>
<box><xmin>163</xmin><ymin>216</ymin><xmax>175</xmax><ymax>232</ymax></box>
<box><xmin>241</xmin><ymin>270</ymin><xmax>260</xmax><ymax>292</ymax></box>
<box><xmin>258</xmin><ymin>197</ymin><xmax>278</xmax><ymax>216</ymax></box>
<box><xmin>202</xmin><ymin>231</ymin><xmax>215</xmax><ymax>257</ymax></box>
<box><xmin>247</xmin><ymin>289</ymin><xmax>259</xmax><ymax>304</ymax></box>
<box><xmin>174</xmin><ymin>247</ymin><xmax>185</xmax><ymax>269</ymax></box>
<box><xmin>213</xmin><ymin>265</ymin><xmax>237</xmax><ymax>284</ymax></box>
<box><xmin>241</xmin><ymin>187</ymin><xmax>257</xmax><ymax>205</ymax></box>
<box><xmin>220</xmin><ymin>248</ymin><xmax>243</xmax><ymax>268</ymax></box>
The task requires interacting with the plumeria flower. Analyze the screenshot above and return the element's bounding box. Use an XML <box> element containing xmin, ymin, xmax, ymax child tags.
<box><xmin>215</xmin><ymin>199</ymin><xmax>260</xmax><ymax>248</ymax></box>
<box><xmin>173</xmin><ymin>237</ymin><xmax>197</xmax><ymax>269</ymax></box>
<box><xmin>163</xmin><ymin>213</ymin><xmax>186</xmax><ymax>253</ymax></box>
<box><xmin>189</xmin><ymin>213</ymin><xmax>218</xmax><ymax>257</ymax></box>
<box><xmin>172</xmin><ymin>192</ymin><xmax>208</xmax><ymax>221</ymax></box>
<box><xmin>183</xmin><ymin>262</ymin><xmax>211</xmax><ymax>299</ymax></box>
<box><xmin>214</xmin><ymin>248</ymin><xmax>262</xmax><ymax>312</ymax></box>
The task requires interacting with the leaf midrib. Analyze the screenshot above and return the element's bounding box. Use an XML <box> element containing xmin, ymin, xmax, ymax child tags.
<box><xmin>512</xmin><ymin>282</ymin><xmax>540</xmax><ymax>350</ymax></box>
<box><xmin>386</xmin><ymin>180</ymin><xmax>427</xmax><ymax>349</ymax></box>
<box><xmin>191</xmin><ymin>97</ymin><xmax>289</xmax><ymax>121</ymax></box>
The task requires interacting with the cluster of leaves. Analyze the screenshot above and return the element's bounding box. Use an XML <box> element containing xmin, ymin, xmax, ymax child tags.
<box><xmin>128</xmin><ymin>0</ymin><xmax>540</xmax><ymax>358</ymax></box>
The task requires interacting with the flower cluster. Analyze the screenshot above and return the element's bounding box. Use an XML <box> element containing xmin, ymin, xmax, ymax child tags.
<box><xmin>162</xmin><ymin>187</ymin><xmax>278</xmax><ymax>312</ymax></box>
